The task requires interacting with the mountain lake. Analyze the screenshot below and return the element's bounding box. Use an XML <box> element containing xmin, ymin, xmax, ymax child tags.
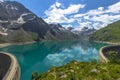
<box><xmin>0</xmin><ymin>40</ymin><xmax>109</xmax><ymax>80</ymax></box>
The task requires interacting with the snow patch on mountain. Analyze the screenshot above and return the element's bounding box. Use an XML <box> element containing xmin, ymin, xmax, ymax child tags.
<box><xmin>0</xmin><ymin>31</ymin><xmax>8</xmax><ymax>36</ymax></box>
<box><xmin>0</xmin><ymin>20</ymin><xmax>8</xmax><ymax>23</ymax></box>
<box><xmin>68</xmin><ymin>27</ymin><xmax>96</xmax><ymax>35</ymax></box>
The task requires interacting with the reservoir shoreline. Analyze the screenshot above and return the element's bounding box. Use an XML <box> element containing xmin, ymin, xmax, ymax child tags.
<box><xmin>1</xmin><ymin>40</ymin><xmax>119</xmax><ymax>49</ymax></box>
<box><xmin>94</xmin><ymin>41</ymin><xmax>120</xmax><ymax>45</ymax></box>
<box><xmin>0</xmin><ymin>41</ymin><xmax>35</xmax><ymax>48</ymax></box>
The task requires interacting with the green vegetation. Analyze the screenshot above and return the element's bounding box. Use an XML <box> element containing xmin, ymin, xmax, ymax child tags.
<box><xmin>90</xmin><ymin>20</ymin><xmax>120</xmax><ymax>42</ymax></box>
<box><xmin>107</xmin><ymin>51</ymin><xmax>120</xmax><ymax>63</ymax></box>
<box><xmin>32</xmin><ymin>72</ymin><xmax>39</xmax><ymax>80</ymax></box>
<box><xmin>28</xmin><ymin>32</ymin><xmax>39</xmax><ymax>41</ymax></box>
<box><xmin>32</xmin><ymin>60</ymin><xmax>120</xmax><ymax>80</ymax></box>
<box><xmin>0</xmin><ymin>38</ymin><xmax>5</xmax><ymax>43</ymax></box>
<box><xmin>12</xmin><ymin>31</ymin><xmax>39</xmax><ymax>42</ymax></box>
<box><xmin>0</xmin><ymin>31</ymin><xmax>39</xmax><ymax>43</ymax></box>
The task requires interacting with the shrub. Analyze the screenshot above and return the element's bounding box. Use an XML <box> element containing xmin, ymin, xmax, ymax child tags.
<box><xmin>107</xmin><ymin>51</ymin><xmax>120</xmax><ymax>63</ymax></box>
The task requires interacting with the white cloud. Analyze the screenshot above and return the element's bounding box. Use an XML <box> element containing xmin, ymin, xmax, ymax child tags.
<box><xmin>91</xmin><ymin>14</ymin><xmax>120</xmax><ymax>23</ymax></box>
<box><xmin>44</xmin><ymin>2</ymin><xmax>85</xmax><ymax>24</ymax></box>
<box><xmin>55</xmin><ymin>2</ymin><xmax>62</xmax><ymax>7</ymax></box>
<box><xmin>73</xmin><ymin>13</ymin><xmax>85</xmax><ymax>18</ymax></box>
<box><xmin>73</xmin><ymin>1</ymin><xmax>120</xmax><ymax>29</ymax></box>
<box><xmin>93</xmin><ymin>22</ymin><xmax>103</xmax><ymax>29</ymax></box>
<box><xmin>98</xmin><ymin>7</ymin><xmax>104</xmax><ymax>11</ymax></box>
<box><xmin>62</xmin><ymin>24</ymin><xmax>73</xmax><ymax>28</ymax></box>
<box><xmin>78</xmin><ymin>22</ymin><xmax>91</xmax><ymax>28</ymax></box>
<box><xmin>91</xmin><ymin>14</ymin><xmax>110</xmax><ymax>22</ymax></box>
<box><xmin>106</xmin><ymin>1</ymin><xmax>120</xmax><ymax>13</ymax></box>
<box><xmin>86</xmin><ymin>8</ymin><xmax>104</xmax><ymax>16</ymax></box>
<box><xmin>44</xmin><ymin>1</ymin><xmax>120</xmax><ymax>30</ymax></box>
<box><xmin>63</xmin><ymin>4</ymin><xmax>85</xmax><ymax>15</ymax></box>
<box><xmin>84</xmin><ymin>16</ymin><xmax>89</xmax><ymax>20</ymax></box>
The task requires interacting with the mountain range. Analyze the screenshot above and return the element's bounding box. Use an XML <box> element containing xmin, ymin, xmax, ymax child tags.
<box><xmin>0</xmin><ymin>1</ymin><xmax>83</xmax><ymax>43</ymax></box>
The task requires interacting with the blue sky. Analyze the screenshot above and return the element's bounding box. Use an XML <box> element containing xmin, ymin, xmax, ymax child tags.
<box><xmin>2</xmin><ymin>0</ymin><xmax>120</xmax><ymax>30</ymax></box>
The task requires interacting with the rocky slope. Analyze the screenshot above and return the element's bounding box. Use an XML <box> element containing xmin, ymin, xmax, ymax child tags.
<box><xmin>67</xmin><ymin>27</ymin><xmax>96</xmax><ymax>40</ymax></box>
<box><xmin>72</xmin><ymin>27</ymin><xmax>96</xmax><ymax>36</ymax></box>
<box><xmin>0</xmin><ymin>1</ymin><xmax>80</xmax><ymax>43</ymax></box>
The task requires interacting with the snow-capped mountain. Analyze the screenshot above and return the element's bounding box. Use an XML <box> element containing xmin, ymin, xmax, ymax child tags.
<box><xmin>67</xmin><ymin>27</ymin><xmax>96</xmax><ymax>36</ymax></box>
<box><xmin>0</xmin><ymin>1</ymin><xmax>81</xmax><ymax>43</ymax></box>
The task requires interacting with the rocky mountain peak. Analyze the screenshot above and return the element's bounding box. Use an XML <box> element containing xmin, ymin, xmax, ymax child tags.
<box><xmin>0</xmin><ymin>1</ymin><xmax>81</xmax><ymax>43</ymax></box>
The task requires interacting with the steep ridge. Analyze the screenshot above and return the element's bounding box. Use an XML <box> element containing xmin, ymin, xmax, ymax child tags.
<box><xmin>0</xmin><ymin>1</ymin><xmax>80</xmax><ymax>43</ymax></box>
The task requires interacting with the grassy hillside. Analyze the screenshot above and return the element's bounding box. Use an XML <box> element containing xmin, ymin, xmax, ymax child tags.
<box><xmin>0</xmin><ymin>28</ymin><xmax>39</xmax><ymax>43</ymax></box>
<box><xmin>90</xmin><ymin>20</ymin><xmax>120</xmax><ymax>42</ymax></box>
<box><xmin>32</xmin><ymin>60</ymin><xmax>120</xmax><ymax>80</ymax></box>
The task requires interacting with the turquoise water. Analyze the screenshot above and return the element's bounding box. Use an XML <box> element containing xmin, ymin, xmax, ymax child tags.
<box><xmin>0</xmin><ymin>40</ymin><xmax>108</xmax><ymax>80</ymax></box>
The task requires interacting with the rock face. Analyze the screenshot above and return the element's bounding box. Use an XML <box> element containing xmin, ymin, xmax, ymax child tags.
<box><xmin>72</xmin><ymin>27</ymin><xmax>96</xmax><ymax>36</ymax></box>
<box><xmin>0</xmin><ymin>1</ymin><xmax>80</xmax><ymax>43</ymax></box>
<box><xmin>44</xmin><ymin>24</ymin><xmax>80</xmax><ymax>40</ymax></box>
